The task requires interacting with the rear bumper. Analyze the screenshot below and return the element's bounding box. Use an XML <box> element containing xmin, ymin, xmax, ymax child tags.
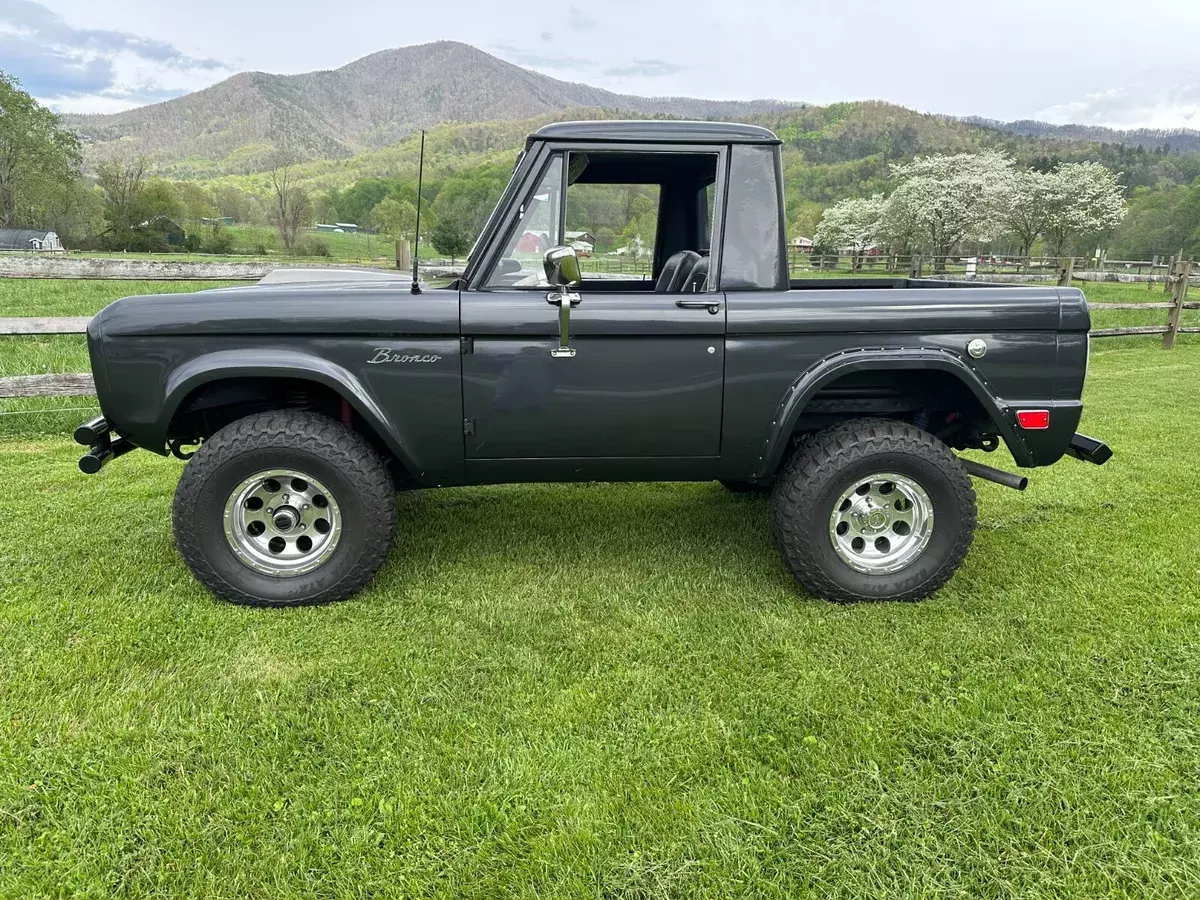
<box><xmin>1064</xmin><ymin>432</ymin><xmax>1112</xmax><ymax>465</ymax></box>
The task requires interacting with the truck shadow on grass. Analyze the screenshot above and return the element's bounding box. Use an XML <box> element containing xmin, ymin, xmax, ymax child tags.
<box><xmin>379</xmin><ymin>481</ymin><xmax>800</xmax><ymax>599</ymax></box>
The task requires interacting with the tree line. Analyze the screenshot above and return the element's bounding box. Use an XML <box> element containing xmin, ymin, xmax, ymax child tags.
<box><xmin>4</xmin><ymin>67</ymin><xmax>1200</xmax><ymax>262</ymax></box>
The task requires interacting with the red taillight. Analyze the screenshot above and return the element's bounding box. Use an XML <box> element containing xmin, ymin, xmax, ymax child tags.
<box><xmin>1016</xmin><ymin>409</ymin><xmax>1050</xmax><ymax>430</ymax></box>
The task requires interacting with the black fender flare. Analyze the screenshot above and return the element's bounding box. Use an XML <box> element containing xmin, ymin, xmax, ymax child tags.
<box><xmin>752</xmin><ymin>347</ymin><xmax>1031</xmax><ymax>480</ymax></box>
<box><xmin>159</xmin><ymin>349</ymin><xmax>420</xmax><ymax>475</ymax></box>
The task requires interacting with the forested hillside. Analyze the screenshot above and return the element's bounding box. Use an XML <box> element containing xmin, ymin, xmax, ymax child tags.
<box><xmin>968</xmin><ymin>117</ymin><xmax>1200</xmax><ymax>155</ymax></box>
<box><xmin>188</xmin><ymin>100</ymin><xmax>1200</xmax><ymax>256</ymax></box>
<box><xmin>9</xmin><ymin>40</ymin><xmax>1200</xmax><ymax>259</ymax></box>
<box><xmin>64</xmin><ymin>41</ymin><xmax>797</xmax><ymax>175</ymax></box>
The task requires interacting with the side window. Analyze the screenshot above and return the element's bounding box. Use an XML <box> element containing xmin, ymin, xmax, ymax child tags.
<box><xmin>566</xmin><ymin>179</ymin><xmax>660</xmax><ymax>283</ymax></box>
<box><xmin>484</xmin><ymin>155</ymin><xmax>564</xmax><ymax>289</ymax></box>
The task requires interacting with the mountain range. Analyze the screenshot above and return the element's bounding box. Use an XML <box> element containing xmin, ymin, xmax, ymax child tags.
<box><xmin>964</xmin><ymin>117</ymin><xmax>1200</xmax><ymax>155</ymax></box>
<box><xmin>64</xmin><ymin>41</ymin><xmax>800</xmax><ymax>171</ymax></box>
<box><xmin>61</xmin><ymin>40</ymin><xmax>1200</xmax><ymax>181</ymax></box>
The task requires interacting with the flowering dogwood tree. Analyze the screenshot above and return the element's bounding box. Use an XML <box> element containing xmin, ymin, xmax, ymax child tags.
<box><xmin>1042</xmin><ymin>162</ymin><xmax>1127</xmax><ymax>257</ymax></box>
<box><xmin>814</xmin><ymin>195</ymin><xmax>885</xmax><ymax>253</ymax></box>
<box><xmin>1004</xmin><ymin>163</ymin><xmax>1127</xmax><ymax>258</ymax></box>
<box><xmin>813</xmin><ymin>151</ymin><xmax>1126</xmax><ymax>267</ymax></box>
<box><xmin>1003</xmin><ymin>169</ymin><xmax>1055</xmax><ymax>258</ymax></box>
<box><xmin>885</xmin><ymin>151</ymin><xmax>1016</xmax><ymax>270</ymax></box>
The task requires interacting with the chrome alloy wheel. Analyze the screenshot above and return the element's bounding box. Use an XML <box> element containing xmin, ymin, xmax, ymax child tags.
<box><xmin>223</xmin><ymin>469</ymin><xmax>342</xmax><ymax>577</ymax></box>
<box><xmin>828</xmin><ymin>472</ymin><xmax>934</xmax><ymax>575</ymax></box>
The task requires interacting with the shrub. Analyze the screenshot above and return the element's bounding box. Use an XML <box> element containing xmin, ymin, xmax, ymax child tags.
<box><xmin>203</xmin><ymin>228</ymin><xmax>235</xmax><ymax>255</ymax></box>
<box><xmin>294</xmin><ymin>235</ymin><xmax>331</xmax><ymax>257</ymax></box>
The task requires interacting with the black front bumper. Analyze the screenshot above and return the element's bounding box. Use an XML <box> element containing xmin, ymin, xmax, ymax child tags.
<box><xmin>1064</xmin><ymin>432</ymin><xmax>1112</xmax><ymax>465</ymax></box>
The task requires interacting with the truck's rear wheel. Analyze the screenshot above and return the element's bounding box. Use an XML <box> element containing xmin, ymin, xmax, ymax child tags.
<box><xmin>172</xmin><ymin>410</ymin><xmax>396</xmax><ymax>607</ymax></box>
<box><xmin>770</xmin><ymin>418</ymin><xmax>976</xmax><ymax>602</ymax></box>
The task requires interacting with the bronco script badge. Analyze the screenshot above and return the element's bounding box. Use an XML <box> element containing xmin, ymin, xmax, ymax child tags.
<box><xmin>369</xmin><ymin>348</ymin><xmax>443</xmax><ymax>364</ymax></box>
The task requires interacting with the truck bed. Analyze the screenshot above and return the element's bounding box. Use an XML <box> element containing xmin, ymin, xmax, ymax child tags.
<box><xmin>788</xmin><ymin>278</ymin><xmax>1010</xmax><ymax>290</ymax></box>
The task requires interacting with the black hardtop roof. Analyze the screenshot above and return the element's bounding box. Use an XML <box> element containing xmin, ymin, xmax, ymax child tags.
<box><xmin>531</xmin><ymin>120</ymin><xmax>780</xmax><ymax>145</ymax></box>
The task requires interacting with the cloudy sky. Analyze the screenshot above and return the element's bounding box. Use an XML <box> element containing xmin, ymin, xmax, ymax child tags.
<box><xmin>3</xmin><ymin>0</ymin><xmax>1200</xmax><ymax>129</ymax></box>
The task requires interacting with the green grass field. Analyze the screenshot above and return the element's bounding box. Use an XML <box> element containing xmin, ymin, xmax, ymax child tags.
<box><xmin>1</xmin><ymin>273</ymin><xmax>1199</xmax><ymax>895</ymax></box>
<box><xmin>0</xmin><ymin>338</ymin><xmax>1198</xmax><ymax>897</ymax></box>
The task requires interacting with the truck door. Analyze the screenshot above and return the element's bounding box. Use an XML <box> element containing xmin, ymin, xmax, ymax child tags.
<box><xmin>461</xmin><ymin>148</ymin><xmax>726</xmax><ymax>463</ymax></box>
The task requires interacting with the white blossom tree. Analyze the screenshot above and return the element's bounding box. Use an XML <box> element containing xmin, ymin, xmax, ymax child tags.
<box><xmin>1003</xmin><ymin>168</ymin><xmax>1054</xmax><ymax>259</ymax></box>
<box><xmin>885</xmin><ymin>151</ymin><xmax>1016</xmax><ymax>271</ymax></box>
<box><xmin>1042</xmin><ymin>162</ymin><xmax>1127</xmax><ymax>257</ymax></box>
<box><xmin>814</xmin><ymin>195</ymin><xmax>885</xmax><ymax>268</ymax></box>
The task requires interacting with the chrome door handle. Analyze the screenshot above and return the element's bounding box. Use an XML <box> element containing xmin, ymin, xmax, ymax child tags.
<box><xmin>547</xmin><ymin>290</ymin><xmax>581</xmax><ymax>357</ymax></box>
<box><xmin>676</xmin><ymin>298</ymin><xmax>721</xmax><ymax>315</ymax></box>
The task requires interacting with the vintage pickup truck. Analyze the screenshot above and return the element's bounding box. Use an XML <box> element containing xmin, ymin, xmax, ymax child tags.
<box><xmin>77</xmin><ymin>120</ymin><xmax>1110</xmax><ymax>607</ymax></box>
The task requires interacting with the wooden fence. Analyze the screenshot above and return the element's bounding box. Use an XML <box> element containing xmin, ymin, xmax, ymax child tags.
<box><xmin>2</xmin><ymin>263</ymin><xmax>1196</xmax><ymax>403</ymax></box>
<box><xmin>789</xmin><ymin>250</ymin><xmax>1200</xmax><ymax>283</ymax></box>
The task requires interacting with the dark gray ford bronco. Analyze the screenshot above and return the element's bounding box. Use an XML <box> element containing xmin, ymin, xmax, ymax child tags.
<box><xmin>77</xmin><ymin>121</ymin><xmax>1111</xmax><ymax>607</ymax></box>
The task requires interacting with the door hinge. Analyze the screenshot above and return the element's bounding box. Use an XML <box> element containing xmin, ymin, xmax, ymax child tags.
<box><xmin>463</xmin><ymin>417</ymin><xmax>475</xmax><ymax>436</ymax></box>
<box><xmin>460</xmin><ymin>336</ymin><xmax>474</xmax><ymax>354</ymax></box>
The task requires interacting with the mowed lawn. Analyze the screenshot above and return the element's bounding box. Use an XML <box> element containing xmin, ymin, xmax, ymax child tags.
<box><xmin>1</xmin><ymin>284</ymin><xmax>1199</xmax><ymax>895</ymax></box>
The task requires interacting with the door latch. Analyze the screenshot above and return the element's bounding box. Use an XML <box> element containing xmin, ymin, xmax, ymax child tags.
<box><xmin>547</xmin><ymin>290</ymin><xmax>582</xmax><ymax>358</ymax></box>
<box><xmin>675</xmin><ymin>298</ymin><xmax>722</xmax><ymax>315</ymax></box>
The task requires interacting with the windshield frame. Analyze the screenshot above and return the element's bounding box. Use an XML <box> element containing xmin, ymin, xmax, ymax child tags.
<box><xmin>461</xmin><ymin>148</ymin><xmax>533</xmax><ymax>287</ymax></box>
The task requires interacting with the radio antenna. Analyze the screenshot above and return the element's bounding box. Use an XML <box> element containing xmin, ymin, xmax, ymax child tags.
<box><xmin>410</xmin><ymin>130</ymin><xmax>426</xmax><ymax>295</ymax></box>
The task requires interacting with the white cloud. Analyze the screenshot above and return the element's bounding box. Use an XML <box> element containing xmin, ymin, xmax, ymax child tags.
<box><xmin>10</xmin><ymin>0</ymin><xmax>1200</xmax><ymax>126</ymax></box>
<box><xmin>1036</xmin><ymin>77</ymin><xmax>1200</xmax><ymax>130</ymax></box>
<box><xmin>0</xmin><ymin>0</ymin><xmax>230</xmax><ymax>110</ymax></box>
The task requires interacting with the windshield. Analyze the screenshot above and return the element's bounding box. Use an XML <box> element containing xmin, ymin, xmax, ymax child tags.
<box><xmin>468</xmin><ymin>150</ymin><xmax>526</xmax><ymax>263</ymax></box>
<box><xmin>484</xmin><ymin>154</ymin><xmax>564</xmax><ymax>289</ymax></box>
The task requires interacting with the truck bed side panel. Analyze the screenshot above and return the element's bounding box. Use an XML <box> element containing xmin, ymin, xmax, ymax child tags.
<box><xmin>722</xmin><ymin>286</ymin><xmax>1090</xmax><ymax>475</ymax></box>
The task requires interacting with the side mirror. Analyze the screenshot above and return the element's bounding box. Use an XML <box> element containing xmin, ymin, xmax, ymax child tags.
<box><xmin>543</xmin><ymin>245</ymin><xmax>581</xmax><ymax>287</ymax></box>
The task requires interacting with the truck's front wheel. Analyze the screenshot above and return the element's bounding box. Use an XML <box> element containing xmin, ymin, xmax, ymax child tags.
<box><xmin>172</xmin><ymin>410</ymin><xmax>396</xmax><ymax>607</ymax></box>
<box><xmin>770</xmin><ymin>418</ymin><xmax>976</xmax><ymax>602</ymax></box>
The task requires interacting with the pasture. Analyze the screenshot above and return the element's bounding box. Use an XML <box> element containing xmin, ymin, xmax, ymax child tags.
<box><xmin>0</xmin><ymin>277</ymin><xmax>1198</xmax><ymax>896</ymax></box>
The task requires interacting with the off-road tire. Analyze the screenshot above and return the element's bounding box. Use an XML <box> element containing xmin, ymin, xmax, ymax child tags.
<box><xmin>172</xmin><ymin>410</ymin><xmax>396</xmax><ymax>607</ymax></box>
<box><xmin>770</xmin><ymin>418</ymin><xmax>976</xmax><ymax>602</ymax></box>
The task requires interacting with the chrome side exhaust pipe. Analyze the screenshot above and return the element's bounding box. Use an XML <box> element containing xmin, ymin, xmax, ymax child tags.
<box><xmin>79</xmin><ymin>435</ymin><xmax>133</xmax><ymax>474</ymax></box>
<box><xmin>73</xmin><ymin>415</ymin><xmax>109</xmax><ymax>446</ymax></box>
<box><xmin>959</xmin><ymin>457</ymin><xmax>1029</xmax><ymax>491</ymax></box>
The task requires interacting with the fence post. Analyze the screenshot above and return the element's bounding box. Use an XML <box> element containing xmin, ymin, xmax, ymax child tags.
<box><xmin>1166</xmin><ymin>252</ymin><xmax>1180</xmax><ymax>294</ymax></box>
<box><xmin>395</xmin><ymin>239</ymin><xmax>411</xmax><ymax>271</ymax></box>
<box><xmin>1163</xmin><ymin>258</ymin><xmax>1192</xmax><ymax>350</ymax></box>
<box><xmin>908</xmin><ymin>254</ymin><xmax>922</xmax><ymax>279</ymax></box>
<box><xmin>1057</xmin><ymin>257</ymin><xmax>1075</xmax><ymax>287</ymax></box>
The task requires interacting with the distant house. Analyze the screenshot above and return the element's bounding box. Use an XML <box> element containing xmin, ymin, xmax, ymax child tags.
<box><xmin>0</xmin><ymin>228</ymin><xmax>63</xmax><ymax>251</ymax></box>
<box><xmin>790</xmin><ymin>236</ymin><xmax>814</xmax><ymax>252</ymax></box>
<box><xmin>201</xmin><ymin>216</ymin><xmax>234</xmax><ymax>227</ymax></box>
<box><xmin>140</xmin><ymin>215</ymin><xmax>186</xmax><ymax>246</ymax></box>
<box><xmin>612</xmin><ymin>236</ymin><xmax>649</xmax><ymax>258</ymax></box>
<box><xmin>316</xmin><ymin>224</ymin><xmax>344</xmax><ymax>233</ymax></box>
<box><xmin>334</xmin><ymin>222</ymin><xmax>360</xmax><ymax>233</ymax></box>
<box><xmin>566</xmin><ymin>230</ymin><xmax>595</xmax><ymax>256</ymax></box>
<box><xmin>516</xmin><ymin>231</ymin><xmax>548</xmax><ymax>254</ymax></box>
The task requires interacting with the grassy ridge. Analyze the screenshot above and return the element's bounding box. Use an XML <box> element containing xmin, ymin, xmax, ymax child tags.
<box><xmin>0</xmin><ymin>339</ymin><xmax>1197</xmax><ymax>896</ymax></box>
